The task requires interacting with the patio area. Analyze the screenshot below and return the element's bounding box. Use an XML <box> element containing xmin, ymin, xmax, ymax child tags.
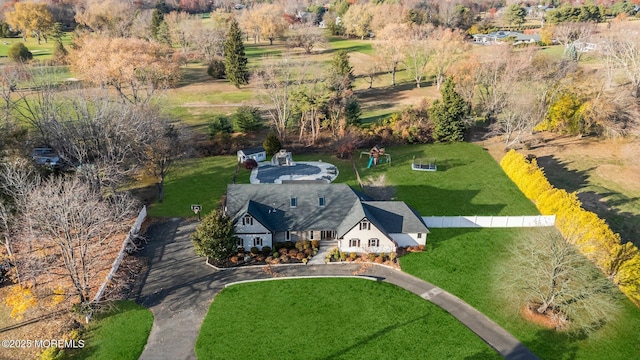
<box><xmin>250</xmin><ymin>161</ymin><xmax>339</xmax><ymax>184</ymax></box>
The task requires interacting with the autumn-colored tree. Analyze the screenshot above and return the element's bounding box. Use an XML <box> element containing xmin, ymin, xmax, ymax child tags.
<box><xmin>4</xmin><ymin>285</ymin><xmax>37</xmax><ymax>320</ymax></box>
<box><xmin>255</xmin><ymin>4</ymin><xmax>287</xmax><ymax>45</ymax></box>
<box><xmin>70</xmin><ymin>37</ymin><xmax>181</xmax><ymax>105</ymax></box>
<box><xmin>375</xmin><ymin>23</ymin><xmax>408</xmax><ymax>87</ymax></box>
<box><xmin>74</xmin><ymin>0</ymin><xmax>138</xmax><ymax>38</ymax></box>
<box><xmin>403</xmin><ymin>24</ymin><xmax>433</xmax><ymax>88</ymax></box>
<box><xmin>342</xmin><ymin>3</ymin><xmax>374</xmax><ymax>40</ymax></box>
<box><xmin>287</xmin><ymin>23</ymin><xmax>328</xmax><ymax>54</ymax></box>
<box><xmin>5</xmin><ymin>2</ymin><xmax>53</xmax><ymax>44</ymax></box>
<box><xmin>427</xmin><ymin>27</ymin><xmax>468</xmax><ymax>90</ymax></box>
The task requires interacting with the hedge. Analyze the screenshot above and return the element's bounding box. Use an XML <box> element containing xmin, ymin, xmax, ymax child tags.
<box><xmin>501</xmin><ymin>150</ymin><xmax>640</xmax><ymax>305</ymax></box>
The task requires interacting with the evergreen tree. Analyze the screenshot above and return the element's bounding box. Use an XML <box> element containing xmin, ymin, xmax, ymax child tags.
<box><xmin>224</xmin><ymin>20</ymin><xmax>249</xmax><ymax>88</ymax></box>
<box><xmin>328</xmin><ymin>50</ymin><xmax>354</xmax><ymax>92</ymax></box>
<box><xmin>430</xmin><ymin>77</ymin><xmax>469</xmax><ymax>142</ymax></box>
<box><xmin>263</xmin><ymin>133</ymin><xmax>282</xmax><ymax>156</ymax></box>
<box><xmin>151</xmin><ymin>9</ymin><xmax>164</xmax><ymax>41</ymax></box>
<box><xmin>191</xmin><ymin>210</ymin><xmax>239</xmax><ymax>262</ymax></box>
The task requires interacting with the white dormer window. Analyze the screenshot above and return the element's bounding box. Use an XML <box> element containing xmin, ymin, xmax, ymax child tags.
<box><xmin>290</xmin><ymin>197</ymin><xmax>297</xmax><ymax>208</ymax></box>
<box><xmin>359</xmin><ymin>219</ymin><xmax>370</xmax><ymax>231</ymax></box>
<box><xmin>243</xmin><ymin>214</ymin><xmax>253</xmax><ymax>226</ymax></box>
<box><xmin>417</xmin><ymin>233</ymin><xmax>422</xmax><ymax>239</ymax></box>
<box><xmin>318</xmin><ymin>197</ymin><xmax>325</xmax><ymax>207</ymax></box>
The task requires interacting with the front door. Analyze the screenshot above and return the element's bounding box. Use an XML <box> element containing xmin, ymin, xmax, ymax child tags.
<box><xmin>320</xmin><ymin>230</ymin><xmax>336</xmax><ymax>241</ymax></box>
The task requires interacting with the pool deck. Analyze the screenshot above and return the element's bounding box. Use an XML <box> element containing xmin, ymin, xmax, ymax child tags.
<box><xmin>250</xmin><ymin>161</ymin><xmax>339</xmax><ymax>184</ymax></box>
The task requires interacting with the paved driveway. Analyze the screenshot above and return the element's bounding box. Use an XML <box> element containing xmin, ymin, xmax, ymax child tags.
<box><xmin>134</xmin><ymin>218</ymin><xmax>538</xmax><ymax>360</ymax></box>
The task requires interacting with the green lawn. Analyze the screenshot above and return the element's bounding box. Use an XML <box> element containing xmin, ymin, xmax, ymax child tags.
<box><xmin>148</xmin><ymin>155</ymin><xmax>243</xmax><ymax>217</ymax></box>
<box><xmin>354</xmin><ymin>142</ymin><xmax>539</xmax><ymax>216</ymax></box>
<box><xmin>196</xmin><ymin>278</ymin><xmax>500</xmax><ymax>360</ymax></box>
<box><xmin>402</xmin><ymin>228</ymin><xmax>640</xmax><ymax>360</ymax></box>
<box><xmin>69</xmin><ymin>300</ymin><xmax>153</xmax><ymax>360</ymax></box>
<box><xmin>0</xmin><ymin>34</ymin><xmax>74</xmax><ymax>62</ymax></box>
<box><xmin>329</xmin><ymin>37</ymin><xmax>374</xmax><ymax>55</ymax></box>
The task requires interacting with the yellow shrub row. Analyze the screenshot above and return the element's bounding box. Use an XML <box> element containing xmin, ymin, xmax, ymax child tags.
<box><xmin>501</xmin><ymin>150</ymin><xmax>640</xmax><ymax>305</ymax></box>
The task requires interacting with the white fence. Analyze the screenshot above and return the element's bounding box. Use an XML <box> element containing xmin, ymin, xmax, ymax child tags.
<box><xmin>87</xmin><ymin>206</ymin><xmax>147</xmax><ymax>321</ymax></box>
<box><xmin>422</xmin><ymin>215</ymin><xmax>555</xmax><ymax>228</ymax></box>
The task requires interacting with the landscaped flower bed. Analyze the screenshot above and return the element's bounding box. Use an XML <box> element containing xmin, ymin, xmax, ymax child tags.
<box><xmin>323</xmin><ymin>247</ymin><xmax>405</xmax><ymax>268</ymax></box>
<box><xmin>210</xmin><ymin>240</ymin><xmax>319</xmax><ymax>268</ymax></box>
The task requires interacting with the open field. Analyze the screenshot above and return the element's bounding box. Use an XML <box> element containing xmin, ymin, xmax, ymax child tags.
<box><xmin>402</xmin><ymin>228</ymin><xmax>640</xmax><ymax>360</ymax></box>
<box><xmin>67</xmin><ymin>300</ymin><xmax>153</xmax><ymax>360</ymax></box>
<box><xmin>196</xmin><ymin>278</ymin><xmax>500</xmax><ymax>360</ymax></box>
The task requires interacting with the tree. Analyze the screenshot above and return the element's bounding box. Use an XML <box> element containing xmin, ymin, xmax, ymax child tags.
<box><xmin>287</xmin><ymin>23</ymin><xmax>328</xmax><ymax>54</ymax></box>
<box><xmin>5</xmin><ymin>2</ymin><xmax>54</xmax><ymax>44</ymax></box>
<box><xmin>342</xmin><ymin>3</ymin><xmax>373</xmax><ymax>40</ymax></box>
<box><xmin>224</xmin><ymin>20</ymin><xmax>249</xmax><ymax>88</ymax></box>
<box><xmin>70</xmin><ymin>37</ymin><xmax>182</xmax><ymax>105</ymax></box>
<box><xmin>252</xmin><ymin>55</ymin><xmax>302</xmax><ymax>140</ymax></box>
<box><xmin>191</xmin><ymin>210</ymin><xmax>239</xmax><ymax>263</ymax></box>
<box><xmin>503</xmin><ymin>4</ymin><xmax>527</xmax><ymax>26</ymax></box>
<box><xmin>74</xmin><ymin>0</ymin><xmax>138</xmax><ymax>38</ymax></box>
<box><xmin>7</xmin><ymin>43</ymin><xmax>32</xmax><ymax>63</ymax></box>
<box><xmin>328</xmin><ymin>50</ymin><xmax>355</xmax><ymax>92</ymax></box>
<box><xmin>255</xmin><ymin>4</ymin><xmax>287</xmax><ymax>45</ymax></box>
<box><xmin>599</xmin><ymin>22</ymin><xmax>640</xmax><ymax>97</ymax></box>
<box><xmin>151</xmin><ymin>8</ymin><xmax>164</xmax><ymax>41</ymax></box>
<box><xmin>427</xmin><ymin>27</ymin><xmax>468</xmax><ymax>90</ymax></box>
<box><xmin>208</xmin><ymin>115</ymin><xmax>233</xmax><ymax>138</ymax></box>
<box><xmin>403</xmin><ymin>24</ymin><xmax>433</xmax><ymax>88</ymax></box>
<box><xmin>554</xmin><ymin>22</ymin><xmax>596</xmax><ymax>62</ymax></box>
<box><xmin>139</xmin><ymin>120</ymin><xmax>190</xmax><ymax>203</ymax></box>
<box><xmin>375</xmin><ymin>23</ymin><xmax>408</xmax><ymax>87</ymax></box>
<box><xmin>263</xmin><ymin>133</ymin><xmax>281</xmax><ymax>156</ymax></box>
<box><xmin>23</xmin><ymin>176</ymin><xmax>136</xmax><ymax>304</ymax></box>
<box><xmin>499</xmin><ymin>229</ymin><xmax>620</xmax><ymax>334</ymax></box>
<box><xmin>232</xmin><ymin>106</ymin><xmax>262</xmax><ymax>133</ymax></box>
<box><xmin>430</xmin><ymin>78</ymin><xmax>469</xmax><ymax>142</ymax></box>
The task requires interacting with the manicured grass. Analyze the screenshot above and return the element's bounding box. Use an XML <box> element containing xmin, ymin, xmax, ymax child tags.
<box><xmin>329</xmin><ymin>37</ymin><xmax>374</xmax><ymax>55</ymax></box>
<box><xmin>355</xmin><ymin>142</ymin><xmax>539</xmax><ymax>216</ymax></box>
<box><xmin>196</xmin><ymin>278</ymin><xmax>500</xmax><ymax>360</ymax></box>
<box><xmin>147</xmin><ymin>156</ymin><xmax>242</xmax><ymax>218</ymax></box>
<box><xmin>70</xmin><ymin>300</ymin><xmax>153</xmax><ymax>360</ymax></box>
<box><xmin>401</xmin><ymin>228</ymin><xmax>640</xmax><ymax>360</ymax></box>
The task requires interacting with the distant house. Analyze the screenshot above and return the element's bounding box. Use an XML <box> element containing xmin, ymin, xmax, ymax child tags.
<box><xmin>225</xmin><ymin>183</ymin><xmax>429</xmax><ymax>253</ymax></box>
<box><xmin>472</xmin><ymin>31</ymin><xmax>541</xmax><ymax>46</ymax></box>
<box><xmin>237</xmin><ymin>147</ymin><xmax>267</xmax><ymax>163</ymax></box>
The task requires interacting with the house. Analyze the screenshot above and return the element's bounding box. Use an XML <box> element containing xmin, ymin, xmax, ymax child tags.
<box><xmin>237</xmin><ymin>147</ymin><xmax>267</xmax><ymax>163</ymax></box>
<box><xmin>225</xmin><ymin>183</ymin><xmax>429</xmax><ymax>254</ymax></box>
<box><xmin>472</xmin><ymin>31</ymin><xmax>541</xmax><ymax>46</ymax></box>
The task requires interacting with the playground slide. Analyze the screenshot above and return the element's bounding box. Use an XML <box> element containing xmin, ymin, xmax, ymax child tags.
<box><xmin>367</xmin><ymin>157</ymin><xmax>374</xmax><ymax>168</ymax></box>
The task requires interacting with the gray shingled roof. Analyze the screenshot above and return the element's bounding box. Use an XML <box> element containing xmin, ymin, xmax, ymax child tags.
<box><xmin>226</xmin><ymin>184</ymin><xmax>428</xmax><ymax>236</ymax></box>
<box><xmin>226</xmin><ymin>184</ymin><xmax>367</xmax><ymax>231</ymax></box>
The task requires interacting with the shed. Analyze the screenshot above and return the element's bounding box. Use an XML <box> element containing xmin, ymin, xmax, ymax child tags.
<box><xmin>237</xmin><ymin>147</ymin><xmax>267</xmax><ymax>163</ymax></box>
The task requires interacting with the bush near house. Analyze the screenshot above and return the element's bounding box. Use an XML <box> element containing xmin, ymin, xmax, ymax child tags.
<box><xmin>501</xmin><ymin>150</ymin><xmax>640</xmax><ymax>305</ymax></box>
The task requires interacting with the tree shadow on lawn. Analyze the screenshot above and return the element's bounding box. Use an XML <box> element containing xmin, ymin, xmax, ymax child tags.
<box><xmin>524</xmin><ymin>328</ymin><xmax>582</xmax><ymax>360</ymax></box>
<box><xmin>319</xmin><ymin>314</ymin><xmax>430</xmax><ymax>360</ymax></box>
<box><xmin>537</xmin><ymin>155</ymin><xmax>640</xmax><ymax>247</ymax></box>
<box><xmin>394</xmin><ymin>185</ymin><xmax>506</xmax><ymax>216</ymax></box>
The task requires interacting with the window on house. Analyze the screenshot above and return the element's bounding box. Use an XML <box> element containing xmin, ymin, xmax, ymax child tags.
<box><xmin>368</xmin><ymin>238</ymin><xmax>380</xmax><ymax>247</ymax></box>
<box><xmin>359</xmin><ymin>220</ymin><xmax>370</xmax><ymax>231</ymax></box>
<box><xmin>318</xmin><ymin>197</ymin><xmax>325</xmax><ymax>207</ymax></box>
<box><xmin>236</xmin><ymin>238</ymin><xmax>243</xmax><ymax>248</ymax></box>
<box><xmin>285</xmin><ymin>231</ymin><xmax>290</xmax><ymax>241</ymax></box>
<box><xmin>253</xmin><ymin>237</ymin><xmax>263</xmax><ymax>247</ymax></box>
<box><xmin>290</xmin><ymin>197</ymin><xmax>297</xmax><ymax>207</ymax></box>
<box><xmin>243</xmin><ymin>214</ymin><xmax>253</xmax><ymax>226</ymax></box>
<box><xmin>417</xmin><ymin>233</ymin><xmax>422</xmax><ymax>239</ymax></box>
<box><xmin>309</xmin><ymin>231</ymin><xmax>314</xmax><ymax>239</ymax></box>
<box><xmin>349</xmin><ymin>238</ymin><xmax>361</xmax><ymax>247</ymax></box>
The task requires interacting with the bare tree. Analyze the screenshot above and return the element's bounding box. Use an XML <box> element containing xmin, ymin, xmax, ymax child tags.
<box><xmin>74</xmin><ymin>0</ymin><xmax>139</xmax><ymax>38</ymax></box>
<box><xmin>403</xmin><ymin>24</ymin><xmax>433</xmax><ymax>88</ymax></box>
<box><xmin>598</xmin><ymin>22</ymin><xmax>640</xmax><ymax>97</ymax></box>
<box><xmin>23</xmin><ymin>176</ymin><xmax>136</xmax><ymax>304</ymax></box>
<box><xmin>554</xmin><ymin>22</ymin><xmax>596</xmax><ymax>62</ymax></box>
<box><xmin>499</xmin><ymin>229</ymin><xmax>619</xmax><ymax>334</ymax></box>
<box><xmin>286</xmin><ymin>23</ymin><xmax>328</xmax><ymax>54</ymax></box>
<box><xmin>252</xmin><ymin>54</ymin><xmax>304</xmax><ymax>140</ymax></box>
<box><xmin>375</xmin><ymin>23</ymin><xmax>408</xmax><ymax>87</ymax></box>
<box><xmin>427</xmin><ymin>27</ymin><xmax>468</xmax><ymax>90</ymax></box>
<box><xmin>138</xmin><ymin>117</ymin><xmax>191</xmax><ymax>203</ymax></box>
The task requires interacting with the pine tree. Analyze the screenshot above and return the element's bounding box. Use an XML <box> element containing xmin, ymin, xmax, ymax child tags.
<box><xmin>224</xmin><ymin>20</ymin><xmax>249</xmax><ymax>88</ymax></box>
<box><xmin>430</xmin><ymin>77</ymin><xmax>469</xmax><ymax>142</ymax></box>
<box><xmin>328</xmin><ymin>50</ymin><xmax>354</xmax><ymax>92</ymax></box>
<box><xmin>151</xmin><ymin>9</ymin><xmax>163</xmax><ymax>41</ymax></box>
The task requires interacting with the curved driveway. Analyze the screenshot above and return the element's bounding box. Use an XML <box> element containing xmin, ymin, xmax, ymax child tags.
<box><xmin>134</xmin><ymin>218</ymin><xmax>538</xmax><ymax>360</ymax></box>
